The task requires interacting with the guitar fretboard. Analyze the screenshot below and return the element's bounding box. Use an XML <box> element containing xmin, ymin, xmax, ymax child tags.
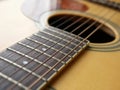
<box><xmin>0</xmin><ymin>28</ymin><xmax>89</xmax><ymax>90</ymax></box>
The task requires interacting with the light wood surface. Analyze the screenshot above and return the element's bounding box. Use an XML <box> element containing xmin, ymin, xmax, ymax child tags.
<box><xmin>0</xmin><ymin>0</ymin><xmax>38</xmax><ymax>51</ymax></box>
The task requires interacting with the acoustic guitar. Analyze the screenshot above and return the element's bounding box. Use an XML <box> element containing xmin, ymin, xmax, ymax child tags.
<box><xmin>0</xmin><ymin>0</ymin><xmax>120</xmax><ymax>90</ymax></box>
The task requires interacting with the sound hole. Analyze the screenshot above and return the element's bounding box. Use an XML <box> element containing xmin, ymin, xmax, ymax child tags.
<box><xmin>48</xmin><ymin>14</ymin><xmax>115</xmax><ymax>43</ymax></box>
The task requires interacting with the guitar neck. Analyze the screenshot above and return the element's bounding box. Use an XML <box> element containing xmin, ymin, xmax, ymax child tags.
<box><xmin>87</xmin><ymin>0</ymin><xmax>120</xmax><ymax>10</ymax></box>
<box><xmin>0</xmin><ymin>28</ymin><xmax>89</xmax><ymax>89</ymax></box>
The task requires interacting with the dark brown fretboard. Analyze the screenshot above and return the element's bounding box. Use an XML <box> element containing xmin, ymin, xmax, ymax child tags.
<box><xmin>0</xmin><ymin>28</ymin><xmax>89</xmax><ymax>90</ymax></box>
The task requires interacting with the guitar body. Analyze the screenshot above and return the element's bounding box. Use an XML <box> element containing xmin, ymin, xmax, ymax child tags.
<box><xmin>47</xmin><ymin>0</ymin><xmax>120</xmax><ymax>90</ymax></box>
<box><xmin>0</xmin><ymin>0</ymin><xmax>120</xmax><ymax>90</ymax></box>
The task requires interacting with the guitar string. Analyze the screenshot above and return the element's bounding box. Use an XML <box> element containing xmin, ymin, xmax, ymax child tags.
<box><xmin>4</xmin><ymin>3</ymin><xmax>116</xmax><ymax>89</ymax></box>
<box><xmin>0</xmin><ymin>12</ymin><xmax>90</xmax><ymax>89</ymax></box>
<box><xmin>3</xmin><ymin>2</ymin><xmax>101</xmax><ymax>88</ymax></box>
<box><xmin>0</xmin><ymin>16</ymin><xmax>82</xmax><ymax>88</ymax></box>
<box><xmin>6</xmin><ymin>17</ymin><xmax>85</xmax><ymax>89</ymax></box>
<box><xmin>7</xmin><ymin>2</ymin><xmax>116</xmax><ymax>89</ymax></box>
<box><xmin>28</xmin><ymin>10</ymin><xmax>117</xmax><ymax>89</ymax></box>
<box><xmin>0</xmin><ymin>39</ymin><xmax>46</xmax><ymax>86</ymax></box>
<box><xmin>27</xmin><ymin>7</ymin><xmax>117</xmax><ymax>88</ymax></box>
<box><xmin>26</xmin><ymin>6</ymin><xmax>117</xmax><ymax>88</ymax></box>
<box><xmin>5</xmin><ymin>4</ymin><xmax>107</xmax><ymax>88</ymax></box>
<box><xmin>11</xmin><ymin>1</ymin><xmax>120</xmax><ymax>89</ymax></box>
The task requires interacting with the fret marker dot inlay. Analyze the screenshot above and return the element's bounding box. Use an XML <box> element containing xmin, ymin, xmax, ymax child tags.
<box><xmin>23</xmin><ymin>61</ymin><xmax>28</xmax><ymax>65</ymax></box>
<box><xmin>42</xmin><ymin>48</ymin><xmax>47</xmax><ymax>51</ymax></box>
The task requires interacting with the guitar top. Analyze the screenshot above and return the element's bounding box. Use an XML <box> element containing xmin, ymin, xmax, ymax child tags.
<box><xmin>0</xmin><ymin>0</ymin><xmax>120</xmax><ymax>90</ymax></box>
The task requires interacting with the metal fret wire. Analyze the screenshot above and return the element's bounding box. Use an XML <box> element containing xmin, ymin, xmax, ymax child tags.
<box><xmin>0</xmin><ymin>32</ymin><xmax>68</xmax><ymax>88</ymax></box>
<box><xmin>2</xmin><ymin>15</ymin><xmax>80</xmax><ymax>89</ymax></box>
<box><xmin>5</xmin><ymin>3</ymin><xmax>109</xmax><ymax>89</ymax></box>
<box><xmin>0</xmin><ymin>32</ymin><xmax>69</xmax><ymax>89</ymax></box>
<box><xmin>27</xmin><ymin>8</ymin><xmax>117</xmax><ymax>88</ymax></box>
<box><xmin>0</xmin><ymin>4</ymin><xmax>104</xmax><ymax>89</ymax></box>
<box><xmin>7</xmin><ymin>16</ymin><xmax>82</xmax><ymax>89</ymax></box>
<box><xmin>4</xmin><ymin>14</ymin><xmax>85</xmax><ymax>89</ymax></box>
<box><xmin>0</xmin><ymin>21</ymin><xmax>75</xmax><ymax>89</ymax></box>
<box><xmin>0</xmin><ymin>4</ymin><xmax>114</xmax><ymax>89</ymax></box>
<box><xmin>0</xmin><ymin>37</ymin><xmax>46</xmax><ymax>88</ymax></box>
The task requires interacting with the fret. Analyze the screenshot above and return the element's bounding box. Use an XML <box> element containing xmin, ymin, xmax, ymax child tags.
<box><xmin>44</xmin><ymin>29</ymin><xmax>72</xmax><ymax>41</ymax></box>
<box><xmin>34</xmin><ymin>65</ymin><xmax>50</xmax><ymax>76</ymax></box>
<box><xmin>37</xmin><ymin>53</ymin><xmax>50</xmax><ymax>62</ymax></box>
<box><xmin>23</xmin><ymin>38</ymin><xmax>72</xmax><ymax>59</ymax></box>
<box><xmin>25</xmin><ymin>60</ymin><xmax>40</xmax><ymax>70</ymax></box>
<box><xmin>44</xmin><ymin>70</ymin><xmax>56</xmax><ymax>80</ymax></box>
<box><xmin>27</xmin><ymin>50</ymin><xmax>42</xmax><ymax>59</ymax></box>
<box><xmin>0</xmin><ymin>54</ymin><xmax>48</xmax><ymax>89</ymax></box>
<box><xmin>53</xmin><ymin>43</ymin><xmax>63</xmax><ymax>50</ymax></box>
<box><xmin>27</xmin><ymin>37</ymin><xmax>43</xmax><ymax>45</ymax></box>
<box><xmin>45</xmin><ymin>48</ymin><xmax>57</xmax><ymax>56</ymax></box>
<box><xmin>16</xmin><ymin>56</ymin><xmax>32</xmax><ymax>66</ymax></box>
<box><xmin>9</xmin><ymin>44</ymin><xmax>58</xmax><ymax>71</ymax></box>
<box><xmin>0</xmin><ymin>49</ymin><xmax>22</xmax><ymax>62</ymax></box>
<box><xmin>8</xmin><ymin>47</ymin><xmax>57</xmax><ymax>71</ymax></box>
<box><xmin>20</xmin><ymin>38</ymin><xmax>40</xmax><ymax>48</ymax></box>
<box><xmin>45</xmin><ymin>40</ymin><xmax>56</xmax><ymax>47</ymax></box>
<box><xmin>37</xmin><ymin>30</ymin><xmax>81</xmax><ymax>47</ymax></box>
<box><xmin>34</xmin><ymin>32</ymin><xmax>79</xmax><ymax>53</ymax></box>
<box><xmin>28</xmin><ymin>33</ymin><xmax>77</xmax><ymax>54</ymax></box>
<box><xmin>10</xmin><ymin>86</ymin><xmax>25</xmax><ymax>90</ymax></box>
<box><xmin>10</xmin><ymin>70</ymin><xmax>28</xmax><ymax>83</ymax></box>
<box><xmin>69</xmin><ymin>50</ymin><xmax>78</xmax><ymax>58</ymax></box>
<box><xmin>8</xmin><ymin>46</ymin><xmax>59</xmax><ymax>71</ymax></box>
<box><xmin>1</xmin><ymin>65</ymin><xmax>19</xmax><ymax>76</ymax></box>
<box><xmin>0</xmin><ymin>72</ymin><xmax>27</xmax><ymax>89</ymax></box>
<box><xmin>37</xmin><ymin>31</ymin><xmax>61</xmax><ymax>42</ymax></box>
<box><xmin>67</xmin><ymin>43</ymin><xmax>76</xmax><ymax>49</ymax></box>
<box><xmin>30</xmin><ymin>35</ymin><xmax>48</xmax><ymax>44</ymax></box>
<box><xmin>38</xmin><ymin>53</ymin><xmax>64</xmax><ymax>64</ymax></box>
<box><xmin>0</xmin><ymin>59</ymin><xmax>10</xmax><ymax>71</ymax></box>
<box><xmin>41</xmin><ymin>30</ymin><xmax>80</xmax><ymax>46</ymax></box>
<box><xmin>14</xmin><ymin>41</ymin><xmax>65</xmax><ymax>65</ymax></box>
<box><xmin>46</xmin><ymin>58</ymin><xmax>65</xmax><ymax>70</ymax></box>
<box><xmin>34</xmin><ymin>33</ymin><xmax>61</xmax><ymax>47</ymax></box>
<box><xmin>61</xmin><ymin>47</ymin><xmax>72</xmax><ymax>54</ymax></box>
<box><xmin>61</xmin><ymin>56</ymin><xmax>72</xmax><ymax>64</ymax></box>
<box><xmin>0</xmin><ymin>78</ymin><xmax>24</xmax><ymax>90</ymax></box>
<box><xmin>0</xmin><ymin>26</ymin><xmax>89</xmax><ymax>89</ymax></box>
<box><xmin>37</xmin><ymin>45</ymin><xmax>49</xmax><ymax>52</ymax></box>
<box><xmin>54</xmin><ymin>51</ymin><xmax>66</xmax><ymax>60</ymax></box>
<box><xmin>18</xmin><ymin>40</ymin><xmax>66</xmax><ymax>67</ymax></box>
<box><xmin>10</xmin><ymin>43</ymin><xmax>33</xmax><ymax>54</ymax></box>
<box><xmin>46</xmin><ymin>58</ymin><xmax>58</xmax><ymax>67</ymax></box>
<box><xmin>0</xmin><ymin>56</ymin><xmax>41</xmax><ymax>78</ymax></box>
<box><xmin>44</xmin><ymin>29</ymin><xmax>67</xmax><ymax>39</ymax></box>
<box><xmin>46</xmin><ymin>27</ymin><xmax>82</xmax><ymax>41</ymax></box>
<box><xmin>21</xmin><ymin>75</ymin><xmax>44</xmax><ymax>87</ymax></box>
<box><xmin>27</xmin><ymin>37</ymin><xmax>57</xmax><ymax>52</ymax></box>
<box><xmin>55</xmin><ymin>62</ymin><xmax>65</xmax><ymax>70</ymax></box>
<box><xmin>59</xmin><ymin>40</ymin><xmax>68</xmax><ymax>45</ymax></box>
<box><xmin>30</xmin><ymin>79</ymin><xmax>46</xmax><ymax>90</ymax></box>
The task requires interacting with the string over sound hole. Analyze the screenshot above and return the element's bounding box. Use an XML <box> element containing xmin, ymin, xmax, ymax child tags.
<box><xmin>48</xmin><ymin>14</ymin><xmax>115</xmax><ymax>44</ymax></box>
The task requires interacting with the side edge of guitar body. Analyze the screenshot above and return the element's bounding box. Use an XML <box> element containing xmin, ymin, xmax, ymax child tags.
<box><xmin>50</xmin><ymin>0</ymin><xmax>120</xmax><ymax>90</ymax></box>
